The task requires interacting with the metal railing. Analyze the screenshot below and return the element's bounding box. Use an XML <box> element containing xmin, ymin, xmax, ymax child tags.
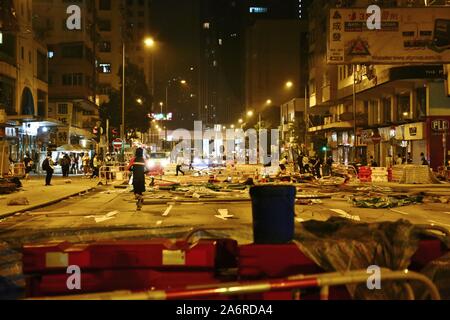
<box><xmin>98</xmin><ymin>165</ymin><xmax>130</xmax><ymax>185</ymax></box>
<box><xmin>31</xmin><ymin>268</ymin><xmax>440</xmax><ymax>301</ymax></box>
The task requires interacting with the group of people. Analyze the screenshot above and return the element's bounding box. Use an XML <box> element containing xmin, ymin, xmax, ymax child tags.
<box><xmin>278</xmin><ymin>145</ymin><xmax>333</xmax><ymax>179</ymax></box>
<box><xmin>39</xmin><ymin>151</ymin><xmax>104</xmax><ymax>186</ymax></box>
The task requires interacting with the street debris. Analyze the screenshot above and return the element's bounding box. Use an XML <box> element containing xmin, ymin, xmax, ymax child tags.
<box><xmin>329</xmin><ymin>209</ymin><xmax>360</xmax><ymax>221</ymax></box>
<box><xmin>215</xmin><ymin>209</ymin><xmax>234</xmax><ymax>220</ymax></box>
<box><xmin>84</xmin><ymin>210</ymin><xmax>118</xmax><ymax>223</ymax></box>
<box><xmin>351</xmin><ymin>195</ymin><xmax>424</xmax><ymax>209</ymax></box>
<box><xmin>6</xmin><ymin>197</ymin><xmax>29</xmax><ymax>206</ymax></box>
<box><xmin>0</xmin><ymin>178</ymin><xmax>22</xmax><ymax>195</ymax></box>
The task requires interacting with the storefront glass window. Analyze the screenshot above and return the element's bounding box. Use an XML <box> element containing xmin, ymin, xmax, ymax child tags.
<box><xmin>397</xmin><ymin>93</ymin><xmax>410</xmax><ymax>121</ymax></box>
<box><xmin>416</xmin><ymin>87</ymin><xmax>426</xmax><ymax>119</ymax></box>
<box><xmin>382</xmin><ymin>97</ymin><xmax>391</xmax><ymax>124</ymax></box>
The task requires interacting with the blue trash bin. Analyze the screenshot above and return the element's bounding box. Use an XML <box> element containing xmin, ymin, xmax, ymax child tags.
<box><xmin>250</xmin><ymin>185</ymin><xmax>296</xmax><ymax>244</ymax></box>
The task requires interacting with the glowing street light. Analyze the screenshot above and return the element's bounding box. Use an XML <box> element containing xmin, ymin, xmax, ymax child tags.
<box><xmin>247</xmin><ymin>110</ymin><xmax>254</xmax><ymax>117</ymax></box>
<box><xmin>285</xmin><ymin>81</ymin><xmax>294</xmax><ymax>89</ymax></box>
<box><xmin>231</xmin><ymin>124</ymin><xmax>235</xmax><ymax>129</ymax></box>
<box><xmin>180</xmin><ymin>80</ymin><xmax>187</xmax><ymax>85</ymax></box>
<box><xmin>266</xmin><ymin>99</ymin><xmax>272</xmax><ymax>105</ymax></box>
<box><xmin>238</xmin><ymin>119</ymin><xmax>243</xmax><ymax>124</ymax></box>
<box><xmin>136</xmin><ymin>98</ymin><xmax>143</xmax><ymax>105</ymax></box>
<box><xmin>144</xmin><ymin>37</ymin><xmax>155</xmax><ymax>48</ymax></box>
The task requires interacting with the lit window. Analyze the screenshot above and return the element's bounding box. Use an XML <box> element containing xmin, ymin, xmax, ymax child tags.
<box><xmin>99</xmin><ymin>63</ymin><xmax>112</xmax><ymax>73</ymax></box>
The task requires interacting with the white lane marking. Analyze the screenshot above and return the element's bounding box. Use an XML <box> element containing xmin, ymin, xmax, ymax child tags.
<box><xmin>94</xmin><ymin>216</ymin><xmax>115</xmax><ymax>223</ymax></box>
<box><xmin>162</xmin><ymin>205</ymin><xmax>173</xmax><ymax>217</ymax></box>
<box><xmin>428</xmin><ymin>220</ymin><xmax>450</xmax><ymax>228</ymax></box>
<box><xmin>389</xmin><ymin>209</ymin><xmax>409</xmax><ymax>216</ymax></box>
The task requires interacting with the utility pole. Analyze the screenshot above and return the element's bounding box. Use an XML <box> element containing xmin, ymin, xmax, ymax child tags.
<box><xmin>353</xmin><ymin>64</ymin><xmax>357</xmax><ymax>163</ymax></box>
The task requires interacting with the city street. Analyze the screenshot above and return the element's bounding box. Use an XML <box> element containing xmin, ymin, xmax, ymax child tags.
<box><xmin>3</xmin><ymin>176</ymin><xmax>450</xmax><ymax>246</ymax></box>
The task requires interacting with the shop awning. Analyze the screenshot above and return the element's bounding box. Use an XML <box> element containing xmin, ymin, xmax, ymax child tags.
<box><xmin>56</xmin><ymin>144</ymin><xmax>89</xmax><ymax>152</ymax></box>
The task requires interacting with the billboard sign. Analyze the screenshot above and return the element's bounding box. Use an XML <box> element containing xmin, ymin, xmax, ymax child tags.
<box><xmin>328</xmin><ymin>8</ymin><xmax>450</xmax><ymax>65</ymax></box>
<box><xmin>150</xmin><ymin>113</ymin><xmax>173</xmax><ymax>121</ymax></box>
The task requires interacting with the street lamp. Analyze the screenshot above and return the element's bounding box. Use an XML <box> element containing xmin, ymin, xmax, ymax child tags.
<box><xmin>144</xmin><ymin>37</ymin><xmax>156</xmax><ymax>112</ymax></box>
<box><xmin>238</xmin><ymin>119</ymin><xmax>243</xmax><ymax>124</ymax></box>
<box><xmin>247</xmin><ymin>110</ymin><xmax>254</xmax><ymax>117</ymax></box>
<box><xmin>285</xmin><ymin>81</ymin><xmax>294</xmax><ymax>89</ymax></box>
<box><xmin>136</xmin><ymin>98</ymin><xmax>143</xmax><ymax>105</ymax></box>
<box><xmin>266</xmin><ymin>99</ymin><xmax>272</xmax><ymax>105</ymax></box>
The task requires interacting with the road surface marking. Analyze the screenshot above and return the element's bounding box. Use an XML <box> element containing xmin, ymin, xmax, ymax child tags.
<box><xmin>428</xmin><ymin>220</ymin><xmax>450</xmax><ymax>228</ymax></box>
<box><xmin>162</xmin><ymin>205</ymin><xmax>173</xmax><ymax>217</ymax></box>
<box><xmin>389</xmin><ymin>209</ymin><xmax>409</xmax><ymax>216</ymax></box>
<box><xmin>156</xmin><ymin>220</ymin><xmax>163</xmax><ymax>225</ymax></box>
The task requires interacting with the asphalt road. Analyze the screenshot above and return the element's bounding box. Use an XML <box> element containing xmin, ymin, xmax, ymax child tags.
<box><xmin>1</xmin><ymin>182</ymin><xmax>450</xmax><ymax>248</ymax></box>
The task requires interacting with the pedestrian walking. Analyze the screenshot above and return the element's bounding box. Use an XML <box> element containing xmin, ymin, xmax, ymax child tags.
<box><xmin>61</xmin><ymin>154</ymin><xmax>71</xmax><ymax>177</ymax></box>
<box><xmin>82</xmin><ymin>153</ymin><xmax>90</xmax><ymax>176</ymax></box>
<box><xmin>313</xmin><ymin>156</ymin><xmax>322</xmax><ymax>178</ymax></box>
<box><xmin>176</xmin><ymin>155</ymin><xmax>185</xmax><ymax>176</ymax></box>
<box><xmin>127</xmin><ymin>148</ymin><xmax>146</xmax><ymax>211</ymax></box>
<box><xmin>277</xmin><ymin>156</ymin><xmax>289</xmax><ymax>177</ymax></box>
<box><xmin>420</xmin><ymin>152</ymin><xmax>429</xmax><ymax>166</ymax></box>
<box><xmin>302</xmin><ymin>155</ymin><xmax>310</xmax><ymax>173</ymax></box>
<box><xmin>42</xmin><ymin>151</ymin><xmax>55</xmax><ymax>186</ymax></box>
<box><xmin>90</xmin><ymin>154</ymin><xmax>100</xmax><ymax>178</ymax></box>
<box><xmin>369</xmin><ymin>156</ymin><xmax>378</xmax><ymax>167</ymax></box>
<box><xmin>23</xmin><ymin>153</ymin><xmax>33</xmax><ymax>180</ymax></box>
<box><xmin>396</xmin><ymin>154</ymin><xmax>403</xmax><ymax>166</ymax></box>
<box><xmin>326</xmin><ymin>156</ymin><xmax>334</xmax><ymax>176</ymax></box>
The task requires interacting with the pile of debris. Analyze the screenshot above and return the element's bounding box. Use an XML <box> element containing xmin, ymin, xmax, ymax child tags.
<box><xmin>351</xmin><ymin>195</ymin><xmax>424</xmax><ymax>209</ymax></box>
<box><xmin>0</xmin><ymin>178</ymin><xmax>22</xmax><ymax>195</ymax></box>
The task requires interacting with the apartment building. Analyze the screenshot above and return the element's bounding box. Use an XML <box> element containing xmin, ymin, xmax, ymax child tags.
<box><xmin>306</xmin><ymin>0</ymin><xmax>450</xmax><ymax>170</ymax></box>
<box><xmin>0</xmin><ymin>0</ymin><xmax>51</xmax><ymax>165</ymax></box>
<box><xmin>33</xmin><ymin>0</ymin><xmax>99</xmax><ymax>150</ymax></box>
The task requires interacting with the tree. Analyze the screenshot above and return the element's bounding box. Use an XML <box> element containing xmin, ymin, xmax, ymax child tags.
<box><xmin>99</xmin><ymin>62</ymin><xmax>152</xmax><ymax>135</ymax></box>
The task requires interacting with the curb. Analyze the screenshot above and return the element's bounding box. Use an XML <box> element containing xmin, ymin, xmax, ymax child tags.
<box><xmin>0</xmin><ymin>185</ymin><xmax>98</xmax><ymax>220</ymax></box>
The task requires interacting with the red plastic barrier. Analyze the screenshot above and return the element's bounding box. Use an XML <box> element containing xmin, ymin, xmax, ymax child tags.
<box><xmin>358</xmin><ymin>166</ymin><xmax>372</xmax><ymax>182</ymax></box>
<box><xmin>27</xmin><ymin>270</ymin><xmax>221</xmax><ymax>297</ymax></box>
<box><xmin>23</xmin><ymin>239</ymin><xmax>238</xmax><ymax>273</ymax></box>
<box><xmin>239</xmin><ymin>243</ymin><xmax>322</xmax><ymax>279</ymax></box>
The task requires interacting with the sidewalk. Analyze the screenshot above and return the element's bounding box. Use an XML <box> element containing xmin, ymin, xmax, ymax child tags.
<box><xmin>0</xmin><ymin>176</ymin><xmax>99</xmax><ymax>219</ymax></box>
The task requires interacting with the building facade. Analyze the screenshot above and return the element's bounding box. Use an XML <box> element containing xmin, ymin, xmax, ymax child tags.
<box><xmin>306</xmin><ymin>0</ymin><xmax>450</xmax><ymax>170</ymax></box>
<box><xmin>1</xmin><ymin>0</ymin><xmax>51</xmax><ymax>167</ymax></box>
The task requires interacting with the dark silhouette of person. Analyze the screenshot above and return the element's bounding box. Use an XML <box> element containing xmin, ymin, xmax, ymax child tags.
<box><xmin>128</xmin><ymin>148</ymin><xmax>146</xmax><ymax>211</ymax></box>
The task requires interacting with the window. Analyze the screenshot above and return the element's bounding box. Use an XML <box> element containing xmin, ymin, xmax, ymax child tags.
<box><xmin>99</xmin><ymin>0</ymin><xmax>111</xmax><ymax>10</ymax></box>
<box><xmin>99</xmin><ymin>63</ymin><xmax>112</xmax><ymax>74</ymax></box>
<box><xmin>397</xmin><ymin>93</ymin><xmax>410</xmax><ymax>121</ymax></box>
<box><xmin>62</xmin><ymin>73</ymin><xmax>83</xmax><ymax>86</ymax></box>
<box><xmin>416</xmin><ymin>87</ymin><xmax>427</xmax><ymax>119</ymax></box>
<box><xmin>382</xmin><ymin>97</ymin><xmax>391</xmax><ymax>123</ymax></box>
<box><xmin>98</xmin><ymin>20</ymin><xmax>111</xmax><ymax>31</ymax></box>
<box><xmin>62</xmin><ymin>44</ymin><xmax>83</xmax><ymax>58</ymax></box>
<box><xmin>58</xmin><ymin>104</ymin><xmax>68</xmax><ymax>115</ymax></box>
<box><xmin>37</xmin><ymin>51</ymin><xmax>47</xmax><ymax>82</ymax></box>
<box><xmin>99</xmin><ymin>41</ymin><xmax>111</xmax><ymax>52</ymax></box>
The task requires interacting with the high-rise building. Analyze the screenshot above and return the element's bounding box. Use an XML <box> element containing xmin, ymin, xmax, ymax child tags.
<box><xmin>33</xmin><ymin>0</ymin><xmax>98</xmax><ymax>150</ymax></box>
<box><xmin>1</xmin><ymin>0</ymin><xmax>50</xmax><ymax>166</ymax></box>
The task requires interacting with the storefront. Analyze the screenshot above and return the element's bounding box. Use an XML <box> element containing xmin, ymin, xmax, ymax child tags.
<box><xmin>426</xmin><ymin>117</ymin><xmax>450</xmax><ymax>170</ymax></box>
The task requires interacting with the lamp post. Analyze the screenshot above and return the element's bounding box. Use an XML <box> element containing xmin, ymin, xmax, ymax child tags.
<box><xmin>144</xmin><ymin>37</ymin><xmax>155</xmax><ymax>112</ymax></box>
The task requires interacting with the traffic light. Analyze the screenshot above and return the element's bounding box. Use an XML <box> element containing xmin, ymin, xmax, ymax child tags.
<box><xmin>322</xmin><ymin>146</ymin><xmax>328</xmax><ymax>152</ymax></box>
